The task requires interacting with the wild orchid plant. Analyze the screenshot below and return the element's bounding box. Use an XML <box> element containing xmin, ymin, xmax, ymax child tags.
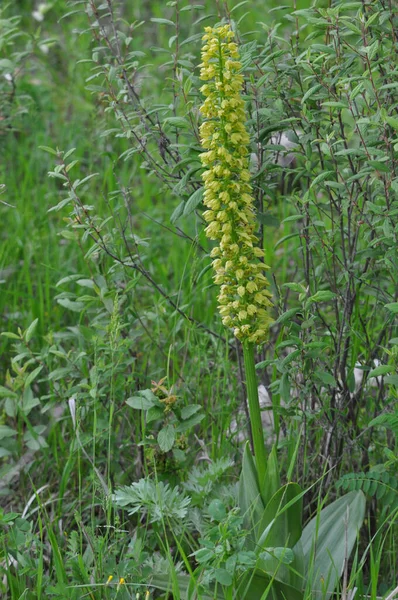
<box><xmin>199</xmin><ymin>24</ymin><xmax>273</xmax><ymax>486</ymax></box>
<box><xmin>185</xmin><ymin>23</ymin><xmax>365</xmax><ymax>600</ymax></box>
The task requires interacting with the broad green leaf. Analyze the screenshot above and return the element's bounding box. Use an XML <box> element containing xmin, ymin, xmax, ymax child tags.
<box><xmin>259</xmin><ymin>484</ymin><xmax>303</xmax><ymax>549</ymax></box>
<box><xmin>214</xmin><ymin>568</ymin><xmax>232</xmax><ymax>586</ymax></box>
<box><xmin>238</xmin><ymin>570</ymin><xmax>303</xmax><ymax>600</ymax></box>
<box><xmin>261</xmin><ymin>445</ymin><xmax>281</xmax><ymax>507</ymax></box>
<box><xmin>126</xmin><ymin>389</ymin><xmax>158</xmax><ymax>410</ymax></box>
<box><xmin>257</xmin><ymin>483</ymin><xmax>304</xmax><ymax>589</ymax></box>
<box><xmin>158</xmin><ymin>424</ymin><xmax>175</xmax><ymax>452</ymax></box>
<box><xmin>175</xmin><ymin>413</ymin><xmax>205</xmax><ymax>432</ymax></box>
<box><xmin>146</xmin><ymin>406</ymin><xmax>164</xmax><ymax>423</ymax></box>
<box><xmin>181</xmin><ymin>404</ymin><xmax>201</xmax><ymax>420</ymax></box>
<box><xmin>301</xmin><ymin>491</ymin><xmax>365</xmax><ymax>600</ymax></box>
<box><xmin>208</xmin><ymin>499</ymin><xmax>226</xmax><ymax>521</ymax></box>
<box><xmin>259</xmin><ymin>547</ymin><xmax>294</xmax><ymax>565</ymax></box>
<box><xmin>239</xmin><ymin>443</ymin><xmax>265</xmax><ymax>542</ymax></box>
<box><xmin>0</xmin><ymin>425</ymin><xmax>17</xmax><ymax>440</ymax></box>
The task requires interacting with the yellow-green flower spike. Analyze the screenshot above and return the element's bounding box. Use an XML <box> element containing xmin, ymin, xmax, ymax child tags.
<box><xmin>199</xmin><ymin>24</ymin><xmax>273</xmax><ymax>344</ymax></box>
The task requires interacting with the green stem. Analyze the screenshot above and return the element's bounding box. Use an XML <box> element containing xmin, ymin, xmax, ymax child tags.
<box><xmin>242</xmin><ymin>341</ymin><xmax>267</xmax><ymax>487</ymax></box>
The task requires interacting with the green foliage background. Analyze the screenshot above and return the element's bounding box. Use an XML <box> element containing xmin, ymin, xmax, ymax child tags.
<box><xmin>0</xmin><ymin>0</ymin><xmax>397</xmax><ymax>598</ymax></box>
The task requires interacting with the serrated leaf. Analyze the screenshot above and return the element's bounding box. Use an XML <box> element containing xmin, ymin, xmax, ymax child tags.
<box><xmin>181</xmin><ymin>404</ymin><xmax>201</xmax><ymax>420</ymax></box>
<box><xmin>158</xmin><ymin>424</ymin><xmax>175</xmax><ymax>452</ymax></box>
<box><xmin>176</xmin><ymin>412</ymin><xmax>205</xmax><ymax>432</ymax></box>
<box><xmin>208</xmin><ymin>499</ymin><xmax>226</xmax><ymax>521</ymax></box>
<box><xmin>126</xmin><ymin>390</ymin><xmax>157</xmax><ymax>410</ymax></box>
<box><xmin>146</xmin><ymin>406</ymin><xmax>164</xmax><ymax>422</ymax></box>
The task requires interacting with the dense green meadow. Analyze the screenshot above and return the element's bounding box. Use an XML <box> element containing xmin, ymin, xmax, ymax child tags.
<box><xmin>1</xmin><ymin>1</ymin><xmax>397</xmax><ymax>598</ymax></box>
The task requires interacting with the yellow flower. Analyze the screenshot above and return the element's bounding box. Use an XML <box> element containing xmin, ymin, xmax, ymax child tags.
<box><xmin>237</xmin><ymin>286</ymin><xmax>246</xmax><ymax>297</ymax></box>
<box><xmin>117</xmin><ymin>577</ymin><xmax>126</xmax><ymax>590</ymax></box>
<box><xmin>199</xmin><ymin>24</ymin><xmax>273</xmax><ymax>344</ymax></box>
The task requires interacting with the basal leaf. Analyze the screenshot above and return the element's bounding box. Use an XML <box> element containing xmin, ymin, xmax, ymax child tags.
<box><xmin>301</xmin><ymin>491</ymin><xmax>365</xmax><ymax>600</ymax></box>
